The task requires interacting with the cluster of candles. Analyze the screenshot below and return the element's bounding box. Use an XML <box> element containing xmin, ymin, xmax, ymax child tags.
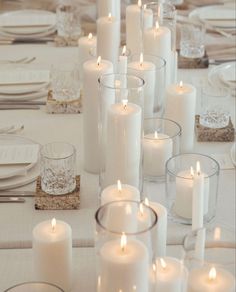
<box><xmin>31</xmin><ymin>0</ymin><xmax>235</xmax><ymax>291</ymax></box>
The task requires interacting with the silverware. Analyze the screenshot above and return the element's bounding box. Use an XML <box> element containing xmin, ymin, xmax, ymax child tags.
<box><xmin>0</xmin><ymin>197</ymin><xmax>25</xmax><ymax>203</ymax></box>
<box><xmin>0</xmin><ymin>105</ymin><xmax>40</xmax><ymax>110</ymax></box>
<box><xmin>0</xmin><ymin>37</ymin><xmax>54</xmax><ymax>45</ymax></box>
<box><xmin>0</xmin><ymin>101</ymin><xmax>46</xmax><ymax>106</ymax></box>
<box><xmin>0</xmin><ymin>56</ymin><xmax>36</xmax><ymax>64</ymax></box>
<box><xmin>0</xmin><ymin>124</ymin><xmax>24</xmax><ymax>134</ymax></box>
<box><xmin>0</xmin><ymin>190</ymin><xmax>36</xmax><ymax>197</ymax></box>
<box><xmin>210</xmin><ymin>58</ymin><xmax>236</xmax><ymax>65</ymax></box>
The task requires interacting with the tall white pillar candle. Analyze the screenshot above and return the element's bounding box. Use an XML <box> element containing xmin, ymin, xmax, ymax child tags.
<box><xmin>188</xmin><ymin>266</ymin><xmax>235</xmax><ymax>292</ymax></box>
<box><xmin>33</xmin><ymin>219</ymin><xmax>72</xmax><ymax>292</ymax></box>
<box><xmin>126</xmin><ymin>0</ymin><xmax>142</xmax><ymax>55</ymax></box>
<box><xmin>192</xmin><ymin>161</ymin><xmax>204</xmax><ymax>231</ymax></box>
<box><xmin>97</xmin><ymin>0</ymin><xmax>120</xmax><ymax>23</ymax></box>
<box><xmin>154</xmin><ymin>257</ymin><xmax>188</xmax><ymax>292</ymax></box>
<box><xmin>143</xmin><ymin>22</ymin><xmax>172</xmax><ymax>85</ymax></box>
<box><xmin>101</xmin><ymin>180</ymin><xmax>140</xmax><ymax>205</ymax></box>
<box><xmin>174</xmin><ymin>167</ymin><xmax>209</xmax><ymax>219</ymax></box>
<box><xmin>100</xmin><ymin>235</ymin><xmax>149</xmax><ymax>292</ymax></box>
<box><xmin>83</xmin><ymin>57</ymin><xmax>113</xmax><ymax>173</ymax></box>
<box><xmin>128</xmin><ymin>53</ymin><xmax>155</xmax><ymax>117</ymax></box>
<box><xmin>143</xmin><ymin>4</ymin><xmax>153</xmax><ymax>30</ymax></box>
<box><xmin>164</xmin><ymin>82</ymin><xmax>196</xmax><ymax>152</ymax></box>
<box><xmin>78</xmin><ymin>33</ymin><xmax>97</xmax><ymax>83</ymax></box>
<box><xmin>148</xmin><ymin>200</ymin><xmax>167</xmax><ymax>257</ymax></box>
<box><xmin>97</xmin><ymin>14</ymin><xmax>120</xmax><ymax>69</ymax></box>
<box><xmin>143</xmin><ymin>131</ymin><xmax>173</xmax><ymax>177</ymax></box>
<box><xmin>105</xmin><ymin>101</ymin><xmax>142</xmax><ymax>188</ymax></box>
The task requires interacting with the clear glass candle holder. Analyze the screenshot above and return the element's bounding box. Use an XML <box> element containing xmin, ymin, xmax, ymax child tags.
<box><xmin>183</xmin><ymin>225</ymin><xmax>236</xmax><ymax>274</ymax></box>
<box><xmin>199</xmin><ymin>85</ymin><xmax>231</xmax><ymax>129</ymax></box>
<box><xmin>98</xmin><ymin>74</ymin><xmax>145</xmax><ymax>191</ymax></box>
<box><xmin>166</xmin><ymin>153</ymin><xmax>220</xmax><ymax>225</ymax></box>
<box><xmin>143</xmin><ymin>2</ymin><xmax>177</xmax><ymax>51</ymax></box>
<box><xmin>40</xmin><ymin>142</ymin><xmax>76</xmax><ymax>195</ymax></box>
<box><xmin>95</xmin><ymin>200</ymin><xmax>157</xmax><ymax>292</ymax></box>
<box><xmin>4</xmin><ymin>282</ymin><xmax>64</xmax><ymax>292</ymax></box>
<box><xmin>142</xmin><ymin>118</ymin><xmax>181</xmax><ymax>182</ymax></box>
<box><xmin>128</xmin><ymin>54</ymin><xmax>166</xmax><ymax>117</ymax></box>
<box><xmin>180</xmin><ymin>23</ymin><xmax>205</xmax><ymax>59</ymax></box>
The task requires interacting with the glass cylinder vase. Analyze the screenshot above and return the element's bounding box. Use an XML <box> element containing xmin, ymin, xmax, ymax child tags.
<box><xmin>95</xmin><ymin>200</ymin><xmax>157</xmax><ymax>292</ymax></box>
<box><xmin>166</xmin><ymin>153</ymin><xmax>220</xmax><ymax>225</ymax></box>
<box><xmin>98</xmin><ymin>73</ymin><xmax>145</xmax><ymax>191</ymax></box>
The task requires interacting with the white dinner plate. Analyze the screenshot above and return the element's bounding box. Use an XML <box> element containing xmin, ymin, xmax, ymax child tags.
<box><xmin>0</xmin><ymin>26</ymin><xmax>56</xmax><ymax>39</ymax></box>
<box><xmin>208</xmin><ymin>62</ymin><xmax>236</xmax><ymax>91</ymax></box>
<box><xmin>0</xmin><ymin>90</ymin><xmax>48</xmax><ymax>101</ymax></box>
<box><xmin>0</xmin><ymin>10</ymin><xmax>56</xmax><ymax>35</ymax></box>
<box><xmin>0</xmin><ymin>134</ymin><xmax>39</xmax><ymax>180</ymax></box>
<box><xmin>189</xmin><ymin>5</ymin><xmax>236</xmax><ymax>28</ymax></box>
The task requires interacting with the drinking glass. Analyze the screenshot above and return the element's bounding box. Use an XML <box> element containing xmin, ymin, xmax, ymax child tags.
<box><xmin>180</xmin><ymin>23</ymin><xmax>205</xmax><ymax>58</ymax></box>
<box><xmin>40</xmin><ymin>142</ymin><xmax>76</xmax><ymax>195</ymax></box>
<box><xmin>199</xmin><ymin>85</ymin><xmax>231</xmax><ymax>128</ymax></box>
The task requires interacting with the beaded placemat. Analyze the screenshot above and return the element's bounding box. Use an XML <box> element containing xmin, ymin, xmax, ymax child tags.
<box><xmin>195</xmin><ymin>115</ymin><xmax>235</xmax><ymax>142</ymax></box>
<box><xmin>35</xmin><ymin>176</ymin><xmax>80</xmax><ymax>210</ymax></box>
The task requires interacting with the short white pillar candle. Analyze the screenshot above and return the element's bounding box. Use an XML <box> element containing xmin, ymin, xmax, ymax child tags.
<box><xmin>188</xmin><ymin>266</ymin><xmax>235</xmax><ymax>292</ymax></box>
<box><xmin>100</xmin><ymin>234</ymin><xmax>149</xmax><ymax>292</ymax></box>
<box><xmin>101</xmin><ymin>180</ymin><xmax>140</xmax><ymax>205</ymax></box>
<box><xmin>32</xmin><ymin>219</ymin><xmax>72</xmax><ymax>292</ymax></box>
<box><xmin>164</xmin><ymin>81</ymin><xmax>196</xmax><ymax>153</ymax></box>
<box><xmin>143</xmin><ymin>131</ymin><xmax>173</xmax><ymax>177</ymax></box>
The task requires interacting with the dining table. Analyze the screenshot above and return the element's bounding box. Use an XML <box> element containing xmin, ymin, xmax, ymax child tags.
<box><xmin>0</xmin><ymin>1</ymin><xmax>235</xmax><ymax>291</ymax></box>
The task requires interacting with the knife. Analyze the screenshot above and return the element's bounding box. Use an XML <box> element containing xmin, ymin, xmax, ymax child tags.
<box><xmin>0</xmin><ymin>190</ymin><xmax>36</xmax><ymax>197</ymax></box>
<box><xmin>0</xmin><ymin>101</ymin><xmax>46</xmax><ymax>106</ymax></box>
<box><xmin>0</xmin><ymin>105</ymin><xmax>40</xmax><ymax>110</ymax></box>
<box><xmin>0</xmin><ymin>37</ymin><xmax>54</xmax><ymax>45</ymax></box>
<box><xmin>0</xmin><ymin>197</ymin><xmax>25</xmax><ymax>203</ymax></box>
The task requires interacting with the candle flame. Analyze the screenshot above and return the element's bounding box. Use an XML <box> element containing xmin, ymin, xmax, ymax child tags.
<box><xmin>51</xmin><ymin>218</ymin><xmax>56</xmax><ymax>232</ymax></box>
<box><xmin>160</xmin><ymin>258</ymin><xmax>167</xmax><ymax>270</ymax></box>
<box><xmin>138</xmin><ymin>0</ymin><xmax>142</xmax><ymax>8</ymax></box>
<box><xmin>88</xmin><ymin>33</ymin><xmax>92</xmax><ymax>40</ymax></box>
<box><xmin>97</xmin><ymin>276</ymin><xmax>101</xmax><ymax>287</ymax></box>
<box><xmin>143</xmin><ymin>4</ymin><xmax>147</xmax><ymax>10</ymax></box>
<box><xmin>155</xmin><ymin>21</ymin><xmax>159</xmax><ymax>30</ymax></box>
<box><xmin>139</xmin><ymin>203</ymin><xmax>144</xmax><ymax>216</ymax></box>
<box><xmin>132</xmin><ymin>285</ymin><xmax>137</xmax><ymax>291</ymax></box>
<box><xmin>209</xmin><ymin>267</ymin><xmax>217</xmax><ymax>281</ymax></box>
<box><xmin>97</xmin><ymin>56</ymin><xmax>101</xmax><ymax>66</ymax></box>
<box><xmin>196</xmin><ymin>161</ymin><xmax>201</xmax><ymax>175</ymax></box>
<box><xmin>122</xmin><ymin>45</ymin><xmax>126</xmax><ymax>56</ymax></box>
<box><xmin>120</xmin><ymin>233</ymin><xmax>127</xmax><ymax>252</ymax></box>
<box><xmin>214</xmin><ymin>227</ymin><xmax>221</xmax><ymax>241</ymax></box>
<box><xmin>140</xmin><ymin>53</ymin><xmax>143</xmax><ymax>66</ymax></box>
<box><xmin>144</xmin><ymin>197</ymin><xmax>149</xmax><ymax>206</ymax></box>
<box><xmin>154</xmin><ymin>131</ymin><xmax>158</xmax><ymax>139</ymax></box>
<box><xmin>152</xmin><ymin>263</ymin><xmax>156</xmax><ymax>272</ymax></box>
<box><xmin>179</xmin><ymin>81</ymin><xmax>183</xmax><ymax>88</ymax></box>
<box><xmin>190</xmin><ymin>166</ymin><xmax>194</xmax><ymax>177</ymax></box>
<box><xmin>122</xmin><ymin>99</ymin><xmax>128</xmax><ymax>110</ymax></box>
<box><xmin>117</xmin><ymin>180</ymin><xmax>122</xmax><ymax>192</ymax></box>
<box><xmin>108</xmin><ymin>13</ymin><xmax>112</xmax><ymax>20</ymax></box>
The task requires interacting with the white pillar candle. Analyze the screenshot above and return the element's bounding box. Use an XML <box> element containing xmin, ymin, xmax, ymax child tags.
<box><xmin>171</xmin><ymin>50</ymin><xmax>178</xmax><ymax>84</ymax></box>
<box><xmin>78</xmin><ymin>33</ymin><xmax>97</xmax><ymax>83</ymax></box>
<box><xmin>143</xmin><ymin>131</ymin><xmax>173</xmax><ymax>177</ymax></box>
<box><xmin>192</xmin><ymin>161</ymin><xmax>204</xmax><ymax>231</ymax></box>
<box><xmin>143</xmin><ymin>4</ymin><xmax>153</xmax><ymax>31</ymax></box>
<box><xmin>118</xmin><ymin>45</ymin><xmax>127</xmax><ymax>75</ymax></box>
<box><xmin>188</xmin><ymin>266</ymin><xmax>235</xmax><ymax>292</ymax></box>
<box><xmin>97</xmin><ymin>13</ymin><xmax>120</xmax><ymax>69</ymax></box>
<box><xmin>105</xmin><ymin>100</ymin><xmax>142</xmax><ymax>188</ymax></box>
<box><xmin>97</xmin><ymin>0</ymin><xmax>120</xmax><ymax>23</ymax></box>
<box><xmin>154</xmin><ymin>257</ymin><xmax>188</xmax><ymax>292</ymax></box>
<box><xmin>174</xmin><ymin>165</ymin><xmax>209</xmax><ymax>219</ymax></box>
<box><xmin>143</xmin><ymin>22</ymin><xmax>172</xmax><ymax>85</ymax></box>
<box><xmin>147</xmin><ymin>200</ymin><xmax>167</xmax><ymax>257</ymax></box>
<box><xmin>101</xmin><ymin>180</ymin><xmax>140</xmax><ymax>205</ymax></box>
<box><xmin>128</xmin><ymin>53</ymin><xmax>155</xmax><ymax>117</ymax></box>
<box><xmin>126</xmin><ymin>0</ymin><xmax>142</xmax><ymax>55</ymax></box>
<box><xmin>164</xmin><ymin>81</ymin><xmax>196</xmax><ymax>152</ymax></box>
<box><xmin>83</xmin><ymin>57</ymin><xmax>113</xmax><ymax>173</ymax></box>
<box><xmin>100</xmin><ymin>234</ymin><xmax>149</xmax><ymax>292</ymax></box>
<box><xmin>33</xmin><ymin>219</ymin><xmax>72</xmax><ymax>292</ymax></box>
